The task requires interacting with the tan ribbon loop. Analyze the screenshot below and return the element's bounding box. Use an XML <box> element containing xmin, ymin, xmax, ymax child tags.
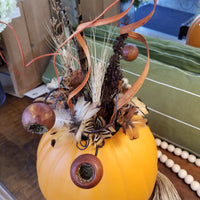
<box><xmin>66</xmin><ymin>0</ymin><xmax>156</xmax><ymax>113</ymax></box>
<box><xmin>117</xmin><ymin>32</ymin><xmax>150</xmax><ymax>110</ymax></box>
<box><xmin>66</xmin><ymin>0</ymin><xmax>136</xmax><ymax>111</ymax></box>
<box><xmin>120</xmin><ymin>0</ymin><xmax>157</xmax><ymax>35</ymax></box>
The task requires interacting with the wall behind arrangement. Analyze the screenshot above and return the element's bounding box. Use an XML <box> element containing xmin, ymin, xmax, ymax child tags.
<box><xmin>156</xmin><ymin>0</ymin><xmax>200</xmax><ymax>14</ymax></box>
<box><xmin>79</xmin><ymin>0</ymin><xmax>120</xmax><ymax>23</ymax></box>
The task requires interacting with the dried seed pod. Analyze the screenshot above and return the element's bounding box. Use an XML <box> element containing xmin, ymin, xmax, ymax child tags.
<box><xmin>70</xmin><ymin>154</ymin><xmax>103</xmax><ymax>189</ymax></box>
<box><xmin>101</xmin><ymin>33</ymin><xmax>128</xmax><ymax>122</ymax></box>
<box><xmin>122</xmin><ymin>43</ymin><xmax>139</xmax><ymax>61</ymax></box>
<box><xmin>22</xmin><ymin>102</ymin><xmax>55</xmax><ymax>134</ymax></box>
<box><xmin>70</xmin><ymin>70</ymin><xmax>84</xmax><ymax>88</ymax></box>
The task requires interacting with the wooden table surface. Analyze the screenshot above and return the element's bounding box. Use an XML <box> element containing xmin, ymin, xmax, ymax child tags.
<box><xmin>0</xmin><ymin>94</ymin><xmax>199</xmax><ymax>200</ymax></box>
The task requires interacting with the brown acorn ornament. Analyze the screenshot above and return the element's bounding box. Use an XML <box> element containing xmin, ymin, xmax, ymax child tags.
<box><xmin>22</xmin><ymin>102</ymin><xmax>55</xmax><ymax>134</ymax></box>
<box><xmin>122</xmin><ymin>43</ymin><xmax>139</xmax><ymax>61</ymax></box>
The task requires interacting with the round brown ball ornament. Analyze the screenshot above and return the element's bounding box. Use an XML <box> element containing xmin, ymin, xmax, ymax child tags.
<box><xmin>70</xmin><ymin>154</ymin><xmax>103</xmax><ymax>189</ymax></box>
<box><xmin>22</xmin><ymin>102</ymin><xmax>55</xmax><ymax>134</ymax></box>
<box><xmin>122</xmin><ymin>43</ymin><xmax>139</xmax><ymax>61</ymax></box>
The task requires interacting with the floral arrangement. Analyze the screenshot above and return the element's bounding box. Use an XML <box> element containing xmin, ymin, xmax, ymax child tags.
<box><xmin>0</xmin><ymin>1</ymin><xmax>184</xmax><ymax>199</ymax></box>
<box><xmin>0</xmin><ymin>0</ymin><xmax>17</xmax><ymax>33</ymax></box>
<box><xmin>21</xmin><ymin>0</ymin><xmax>154</xmax><ymax>155</ymax></box>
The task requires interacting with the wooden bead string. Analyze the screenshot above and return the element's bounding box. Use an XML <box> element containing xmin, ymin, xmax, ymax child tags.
<box><xmin>155</xmin><ymin>137</ymin><xmax>200</xmax><ymax>197</ymax></box>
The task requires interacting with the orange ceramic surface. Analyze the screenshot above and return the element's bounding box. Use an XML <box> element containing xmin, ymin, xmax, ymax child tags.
<box><xmin>37</xmin><ymin>126</ymin><xmax>157</xmax><ymax>200</ymax></box>
<box><xmin>186</xmin><ymin>15</ymin><xmax>200</xmax><ymax>48</ymax></box>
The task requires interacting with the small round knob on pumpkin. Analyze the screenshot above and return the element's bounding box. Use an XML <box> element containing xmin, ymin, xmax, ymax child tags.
<box><xmin>122</xmin><ymin>43</ymin><xmax>139</xmax><ymax>61</ymax></box>
<box><xmin>22</xmin><ymin>102</ymin><xmax>55</xmax><ymax>134</ymax></box>
<box><xmin>70</xmin><ymin>154</ymin><xmax>103</xmax><ymax>189</ymax></box>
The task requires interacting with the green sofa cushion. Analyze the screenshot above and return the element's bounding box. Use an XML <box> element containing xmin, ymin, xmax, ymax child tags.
<box><xmin>83</xmin><ymin>25</ymin><xmax>200</xmax><ymax>74</ymax></box>
<box><xmin>121</xmin><ymin>55</ymin><xmax>200</xmax><ymax>156</ymax></box>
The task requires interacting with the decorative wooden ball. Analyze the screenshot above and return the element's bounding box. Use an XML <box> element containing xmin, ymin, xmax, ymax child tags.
<box><xmin>186</xmin><ymin>15</ymin><xmax>200</xmax><ymax>48</ymax></box>
<box><xmin>22</xmin><ymin>102</ymin><xmax>55</xmax><ymax>134</ymax></box>
<box><xmin>122</xmin><ymin>43</ymin><xmax>139</xmax><ymax>61</ymax></box>
<box><xmin>70</xmin><ymin>154</ymin><xmax>103</xmax><ymax>189</ymax></box>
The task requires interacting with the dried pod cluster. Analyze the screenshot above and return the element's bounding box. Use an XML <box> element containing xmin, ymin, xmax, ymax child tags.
<box><xmin>22</xmin><ymin>31</ymin><xmax>145</xmax><ymax>152</ymax></box>
<box><xmin>100</xmin><ymin>33</ymin><xmax>128</xmax><ymax>122</ymax></box>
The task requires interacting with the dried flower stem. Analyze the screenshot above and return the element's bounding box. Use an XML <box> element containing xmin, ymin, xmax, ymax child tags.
<box><xmin>100</xmin><ymin>33</ymin><xmax>128</xmax><ymax>122</ymax></box>
<box><xmin>88</xmin><ymin>28</ymin><xmax>114</xmax><ymax>104</ymax></box>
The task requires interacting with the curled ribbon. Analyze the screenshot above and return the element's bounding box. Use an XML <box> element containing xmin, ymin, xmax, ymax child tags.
<box><xmin>65</xmin><ymin>0</ymin><xmax>157</xmax><ymax>113</ymax></box>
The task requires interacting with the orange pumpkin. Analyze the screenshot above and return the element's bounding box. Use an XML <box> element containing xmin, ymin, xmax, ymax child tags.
<box><xmin>36</xmin><ymin>125</ymin><xmax>157</xmax><ymax>200</ymax></box>
<box><xmin>186</xmin><ymin>15</ymin><xmax>200</xmax><ymax>48</ymax></box>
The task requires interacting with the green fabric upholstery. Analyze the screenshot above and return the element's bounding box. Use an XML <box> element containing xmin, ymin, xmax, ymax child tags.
<box><xmin>122</xmin><ymin>56</ymin><xmax>200</xmax><ymax>156</ymax></box>
<box><xmin>42</xmin><ymin>58</ymin><xmax>63</xmax><ymax>84</ymax></box>
<box><xmin>84</xmin><ymin>25</ymin><xmax>200</xmax><ymax>74</ymax></box>
<box><xmin>42</xmin><ymin>25</ymin><xmax>200</xmax><ymax>156</ymax></box>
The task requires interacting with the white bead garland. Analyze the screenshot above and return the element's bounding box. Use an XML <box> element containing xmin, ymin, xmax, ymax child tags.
<box><xmin>167</xmin><ymin>144</ymin><xmax>175</xmax><ymax>152</ymax></box>
<box><xmin>165</xmin><ymin>159</ymin><xmax>174</xmax><ymax>168</ymax></box>
<box><xmin>181</xmin><ymin>150</ymin><xmax>189</xmax><ymax>159</ymax></box>
<box><xmin>160</xmin><ymin>141</ymin><xmax>168</xmax><ymax>149</ymax></box>
<box><xmin>157</xmin><ymin>150</ymin><xmax>162</xmax><ymax>159</ymax></box>
<box><xmin>184</xmin><ymin>175</ymin><xmax>194</xmax><ymax>185</ymax></box>
<box><xmin>197</xmin><ymin>188</ymin><xmax>200</xmax><ymax>197</ymax></box>
<box><xmin>178</xmin><ymin>169</ymin><xmax>187</xmax><ymax>179</ymax></box>
<box><xmin>188</xmin><ymin>154</ymin><xmax>196</xmax><ymax>163</ymax></box>
<box><xmin>155</xmin><ymin>138</ymin><xmax>161</xmax><ymax>146</ymax></box>
<box><xmin>174</xmin><ymin>147</ymin><xmax>182</xmax><ymax>156</ymax></box>
<box><xmin>195</xmin><ymin>159</ymin><xmax>200</xmax><ymax>167</ymax></box>
<box><xmin>172</xmin><ymin>164</ymin><xmax>181</xmax><ymax>173</ymax></box>
<box><xmin>160</xmin><ymin>154</ymin><xmax>168</xmax><ymax>163</ymax></box>
<box><xmin>190</xmin><ymin>181</ymin><xmax>200</xmax><ymax>191</ymax></box>
<box><xmin>155</xmin><ymin>137</ymin><xmax>200</xmax><ymax>197</ymax></box>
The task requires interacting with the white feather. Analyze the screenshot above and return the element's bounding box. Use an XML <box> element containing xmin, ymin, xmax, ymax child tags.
<box><xmin>51</xmin><ymin>97</ymin><xmax>100</xmax><ymax>142</ymax></box>
<box><xmin>75</xmin><ymin>122</ymin><xmax>85</xmax><ymax>142</ymax></box>
<box><xmin>74</xmin><ymin>96</ymin><xmax>100</xmax><ymax>122</ymax></box>
<box><xmin>73</xmin><ymin>97</ymin><xmax>100</xmax><ymax>142</ymax></box>
<box><xmin>53</xmin><ymin>108</ymin><xmax>72</xmax><ymax>129</ymax></box>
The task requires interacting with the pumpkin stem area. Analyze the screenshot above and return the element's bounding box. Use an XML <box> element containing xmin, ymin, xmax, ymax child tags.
<box><xmin>77</xmin><ymin>163</ymin><xmax>95</xmax><ymax>183</ymax></box>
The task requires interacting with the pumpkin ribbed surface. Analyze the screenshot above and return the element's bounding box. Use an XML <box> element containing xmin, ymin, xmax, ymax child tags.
<box><xmin>186</xmin><ymin>15</ymin><xmax>200</xmax><ymax>48</ymax></box>
<box><xmin>36</xmin><ymin>126</ymin><xmax>157</xmax><ymax>200</ymax></box>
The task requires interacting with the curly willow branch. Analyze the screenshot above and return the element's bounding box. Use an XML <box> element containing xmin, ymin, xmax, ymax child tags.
<box><xmin>0</xmin><ymin>0</ymin><xmax>157</xmax><ymax>114</ymax></box>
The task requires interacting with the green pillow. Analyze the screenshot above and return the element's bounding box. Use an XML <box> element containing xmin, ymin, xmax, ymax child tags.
<box><xmin>121</xmin><ymin>55</ymin><xmax>200</xmax><ymax>156</ymax></box>
<box><xmin>83</xmin><ymin>25</ymin><xmax>200</xmax><ymax>74</ymax></box>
